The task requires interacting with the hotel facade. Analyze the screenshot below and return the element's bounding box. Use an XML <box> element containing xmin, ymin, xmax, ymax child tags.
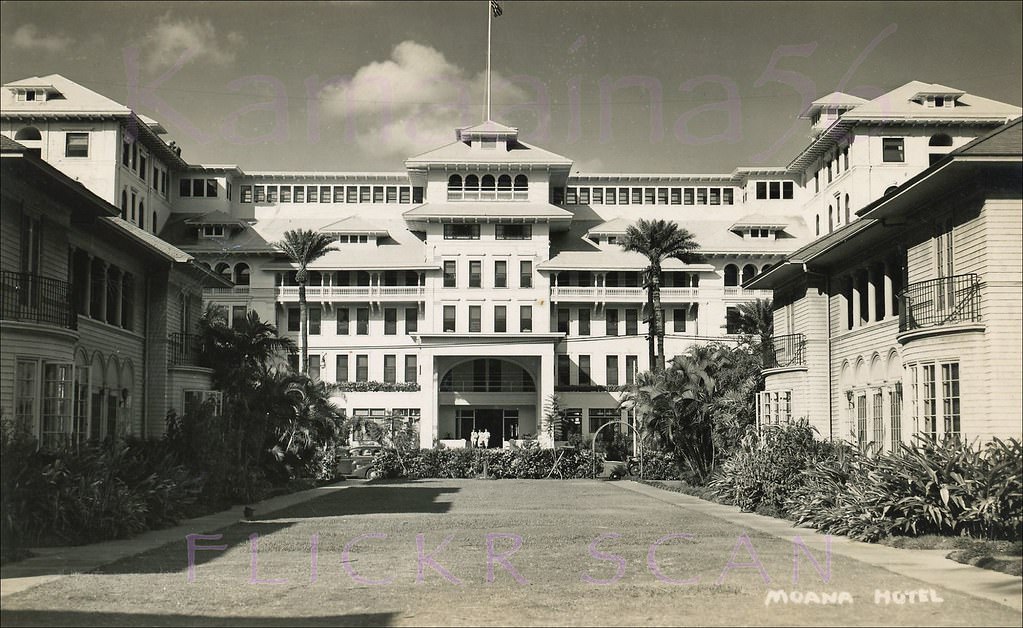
<box><xmin>1</xmin><ymin>74</ymin><xmax>1019</xmax><ymax>448</ymax></box>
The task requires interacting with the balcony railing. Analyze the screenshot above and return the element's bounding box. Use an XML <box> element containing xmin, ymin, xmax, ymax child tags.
<box><xmin>724</xmin><ymin>286</ymin><xmax>774</xmax><ymax>298</ymax></box>
<box><xmin>276</xmin><ymin>285</ymin><xmax>426</xmax><ymax>300</ymax></box>
<box><xmin>0</xmin><ymin>270</ymin><xmax>77</xmax><ymax>330</ymax></box>
<box><xmin>447</xmin><ymin>189</ymin><xmax>529</xmax><ymax>202</ymax></box>
<box><xmin>551</xmin><ymin>286</ymin><xmax>700</xmax><ymax>301</ymax></box>
<box><xmin>440</xmin><ymin>377</ymin><xmax>536</xmax><ymax>393</ymax></box>
<box><xmin>169</xmin><ymin>332</ymin><xmax>203</xmax><ymax>367</ymax></box>
<box><xmin>204</xmin><ymin>286</ymin><xmax>250</xmax><ymax>296</ymax></box>
<box><xmin>898</xmin><ymin>274</ymin><xmax>980</xmax><ymax>333</ymax></box>
<box><xmin>764</xmin><ymin>333</ymin><xmax>806</xmax><ymax>368</ymax></box>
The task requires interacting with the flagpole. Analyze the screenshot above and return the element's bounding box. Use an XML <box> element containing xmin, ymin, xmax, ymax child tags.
<box><xmin>485</xmin><ymin>0</ymin><xmax>492</xmax><ymax>121</ymax></box>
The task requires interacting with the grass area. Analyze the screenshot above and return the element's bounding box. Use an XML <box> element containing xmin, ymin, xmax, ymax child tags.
<box><xmin>2</xmin><ymin>480</ymin><xmax>1019</xmax><ymax>626</ymax></box>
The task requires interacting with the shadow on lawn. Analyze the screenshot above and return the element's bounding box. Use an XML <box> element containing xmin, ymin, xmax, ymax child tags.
<box><xmin>13</xmin><ymin>484</ymin><xmax>460</xmax><ymax>578</ymax></box>
<box><xmin>0</xmin><ymin>610</ymin><xmax>397</xmax><ymax>627</ymax></box>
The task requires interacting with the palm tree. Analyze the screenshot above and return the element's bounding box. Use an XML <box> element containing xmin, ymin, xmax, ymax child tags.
<box><xmin>276</xmin><ymin>230</ymin><xmax>337</xmax><ymax>374</ymax></box>
<box><xmin>736</xmin><ymin>298</ymin><xmax>774</xmax><ymax>366</ymax></box>
<box><xmin>620</xmin><ymin>219</ymin><xmax>701</xmax><ymax>371</ymax></box>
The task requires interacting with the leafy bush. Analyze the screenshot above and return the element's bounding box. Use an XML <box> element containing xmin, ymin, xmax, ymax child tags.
<box><xmin>371</xmin><ymin>447</ymin><xmax>599</xmax><ymax>480</ymax></box>
<box><xmin>786</xmin><ymin>437</ymin><xmax>1023</xmax><ymax>542</ymax></box>
<box><xmin>709</xmin><ymin>421</ymin><xmax>840</xmax><ymax>513</ymax></box>
<box><xmin>335</xmin><ymin>381</ymin><xmax>420</xmax><ymax>392</ymax></box>
<box><xmin>641</xmin><ymin>451</ymin><xmax>682</xmax><ymax>480</ymax></box>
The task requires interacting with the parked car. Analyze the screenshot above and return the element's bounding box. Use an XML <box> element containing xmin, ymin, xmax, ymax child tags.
<box><xmin>337</xmin><ymin>446</ymin><xmax>384</xmax><ymax>479</ymax></box>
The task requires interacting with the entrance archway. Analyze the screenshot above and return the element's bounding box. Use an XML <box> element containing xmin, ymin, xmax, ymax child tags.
<box><xmin>439</xmin><ymin>357</ymin><xmax>539</xmax><ymax>448</ymax></box>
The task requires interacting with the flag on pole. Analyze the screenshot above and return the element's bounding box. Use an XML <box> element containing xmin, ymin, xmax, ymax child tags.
<box><xmin>491</xmin><ymin>0</ymin><xmax>503</xmax><ymax>17</ymax></box>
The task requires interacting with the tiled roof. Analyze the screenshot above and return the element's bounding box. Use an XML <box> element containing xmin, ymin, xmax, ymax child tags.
<box><xmin>0</xmin><ymin>135</ymin><xmax>27</xmax><ymax>151</ymax></box>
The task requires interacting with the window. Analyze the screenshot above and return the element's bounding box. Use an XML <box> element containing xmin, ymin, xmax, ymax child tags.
<box><xmin>309</xmin><ymin>307</ymin><xmax>322</xmax><ymax>335</ymax></box>
<box><xmin>606</xmin><ymin>355</ymin><xmax>619</xmax><ymax>387</ymax></box>
<box><xmin>336</xmin><ymin>355</ymin><xmax>349</xmax><ymax>382</ymax></box>
<box><xmin>726</xmin><ymin>307</ymin><xmax>741</xmax><ymax>334</ymax></box>
<box><xmin>782</xmin><ymin>182</ymin><xmax>793</xmax><ymax>199</ymax></box>
<box><xmin>444</xmin><ymin>224</ymin><xmax>480</xmax><ymax>240</ymax></box>
<box><xmin>669</xmin><ymin>188</ymin><xmax>681</xmax><ymax>204</ymax></box>
<box><xmin>495</xmin><ymin>224</ymin><xmax>532</xmax><ymax>240</ymax></box>
<box><xmin>696</xmin><ymin>188</ymin><xmax>707</xmax><ymax>204</ymax></box>
<box><xmin>65</xmin><ymin>132</ymin><xmax>89</xmax><ymax>157</ymax></box>
<box><xmin>469</xmin><ymin>260</ymin><xmax>482</xmax><ymax>288</ymax></box>
<box><xmin>578</xmin><ymin>309</ymin><xmax>590</xmax><ymax>336</ymax></box>
<box><xmin>356</xmin><ymin>308</ymin><xmax>369</xmax><ymax>335</ymax></box>
<box><xmin>336</xmin><ymin>309</ymin><xmax>350</xmax><ymax>334</ymax></box>
<box><xmin>625</xmin><ymin>355</ymin><xmax>638</xmax><ymax>384</ymax></box>
<box><xmin>566</xmin><ymin>188</ymin><xmax>578</xmax><ymax>204</ymax></box>
<box><xmin>519</xmin><ymin>305</ymin><xmax>532</xmax><ymax>332</ymax></box>
<box><xmin>882</xmin><ymin>138</ymin><xmax>905</xmax><ymax>162</ymax></box>
<box><xmin>519</xmin><ymin>261</ymin><xmax>532</xmax><ymax>288</ymax></box>
<box><xmin>241</xmin><ymin>185</ymin><xmax>253</xmax><ymax>203</ymax></box>
<box><xmin>941</xmin><ymin>362</ymin><xmax>960</xmax><ymax>438</ymax></box>
<box><xmin>873</xmin><ymin>389</ymin><xmax>885</xmax><ymax>451</ymax></box>
<box><xmin>443</xmin><ymin>260</ymin><xmax>457</xmax><ymax>288</ymax></box>
<box><xmin>405</xmin><ymin>355</ymin><xmax>418</xmax><ymax>384</ymax></box>
<box><xmin>580</xmin><ymin>188</ymin><xmax>590</xmax><ymax>204</ymax></box>
<box><xmin>605</xmin><ymin>309</ymin><xmax>619</xmax><ymax>336</ymax></box>
<box><xmin>183</xmin><ymin>390</ymin><xmax>223</xmax><ymax>420</ymax></box>
<box><xmin>723</xmin><ymin>188</ymin><xmax>734</xmax><ymax>204</ymax></box>
<box><xmin>709</xmin><ymin>188</ymin><xmax>720</xmax><ymax>205</ymax></box>
<box><xmin>631</xmin><ymin>188</ymin><xmax>643</xmax><ymax>204</ymax></box>
<box><xmin>588</xmin><ymin>408</ymin><xmax>620</xmax><ymax>434</ymax></box>
<box><xmin>231</xmin><ymin>306</ymin><xmax>246</xmax><ymax>328</ymax></box>
<box><xmin>294</xmin><ymin>186</ymin><xmax>305</xmax><ymax>203</ymax></box>
<box><xmin>309</xmin><ymin>186</ymin><xmax>320</xmax><ymax>202</ymax></box>
<box><xmin>756</xmin><ymin>182</ymin><xmax>767</xmax><ymax>200</ymax></box>
<box><xmin>254</xmin><ymin>186</ymin><xmax>266</xmax><ymax>203</ymax></box>
<box><xmin>673</xmin><ymin>308</ymin><xmax>687</xmax><ymax>333</ymax></box>
<box><xmin>619</xmin><ymin>188</ymin><xmax>629</xmax><ymax>204</ymax></box>
<box><xmin>494</xmin><ymin>306</ymin><xmax>507</xmax><ymax>332</ymax></box>
<box><xmin>890</xmin><ymin>384</ymin><xmax>903</xmax><ymax>452</ymax></box>
<box><xmin>922</xmin><ymin>364</ymin><xmax>937</xmax><ymax>440</ymax></box>
<box><xmin>443</xmin><ymin>306</ymin><xmax>456</xmax><ymax>332</ymax></box>
<box><xmin>644</xmin><ymin>188</ymin><xmax>655</xmax><ymax>204</ymax></box>
<box><xmin>604</xmin><ymin>187</ymin><xmax>615</xmax><ymax>204</ymax></box>
<box><xmin>684</xmin><ymin>188</ymin><xmax>694</xmax><ymax>205</ymax></box>
<box><xmin>657</xmin><ymin>188</ymin><xmax>668</xmax><ymax>204</ymax></box>
<box><xmin>207</xmin><ymin>179</ymin><xmax>218</xmax><ymax>198</ymax></box>
<box><xmin>625</xmin><ymin>309</ymin><xmax>638</xmax><ymax>336</ymax></box>
<box><xmin>468</xmin><ymin>306</ymin><xmax>482</xmax><ymax>332</ymax></box>
<box><xmin>557</xmin><ymin>309</ymin><xmax>570</xmax><ymax>334</ymax></box>
<box><xmin>494</xmin><ymin>260</ymin><xmax>507</xmax><ymax>288</ymax></box>
<box><xmin>769</xmin><ymin>181</ymin><xmax>781</xmax><ymax>200</ymax></box>
<box><xmin>578</xmin><ymin>355</ymin><xmax>591</xmax><ymax>386</ymax></box>
<box><xmin>558</xmin><ymin>355</ymin><xmax>571</xmax><ymax>386</ymax></box>
<box><xmin>400</xmin><ymin>187</ymin><xmax>411</xmax><ymax>203</ymax></box>
<box><xmin>180</xmin><ymin>179</ymin><xmax>192</xmax><ymax>198</ymax></box>
<box><xmin>383</xmin><ymin>355</ymin><xmax>397</xmax><ymax>384</ymax></box>
<box><xmin>405</xmin><ymin>308</ymin><xmax>418</xmax><ymax>334</ymax></box>
<box><xmin>356</xmin><ymin>355</ymin><xmax>369</xmax><ymax>382</ymax></box>
<box><xmin>287</xmin><ymin>308</ymin><xmax>300</xmax><ymax>332</ymax></box>
<box><xmin>308</xmin><ymin>354</ymin><xmax>321</xmax><ymax>381</ymax></box>
<box><xmin>384</xmin><ymin>308</ymin><xmax>397</xmax><ymax>335</ymax></box>
<box><xmin>373</xmin><ymin>186</ymin><xmax>384</xmax><ymax>203</ymax></box>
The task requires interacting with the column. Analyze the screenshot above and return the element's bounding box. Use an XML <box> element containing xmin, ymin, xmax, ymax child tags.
<box><xmin>94</xmin><ymin>260</ymin><xmax>108</xmax><ymax>323</ymax></box>
<box><xmin>419</xmin><ymin>351</ymin><xmax>439</xmax><ymax>449</ymax></box>
<box><xmin>866</xmin><ymin>266</ymin><xmax>877</xmax><ymax>324</ymax></box>
<box><xmin>539</xmin><ymin>350</ymin><xmax>555</xmax><ymax>449</ymax></box>
<box><xmin>883</xmin><ymin>261</ymin><xmax>894</xmax><ymax>320</ymax></box>
<box><xmin>110</xmin><ymin>268</ymin><xmax>123</xmax><ymax>327</ymax></box>
<box><xmin>850</xmin><ymin>272</ymin><xmax>861</xmax><ymax>329</ymax></box>
<box><xmin>81</xmin><ymin>251</ymin><xmax>93</xmax><ymax>318</ymax></box>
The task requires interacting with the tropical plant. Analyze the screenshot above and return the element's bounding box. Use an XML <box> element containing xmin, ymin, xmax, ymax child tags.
<box><xmin>275</xmin><ymin>229</ymin><xmax>337</xmax><ymax>374</ymax></box>
<box><xmin>619</xmin><ymin>218</ymin><xmax>701</xmax><ymax>371</ymax></box>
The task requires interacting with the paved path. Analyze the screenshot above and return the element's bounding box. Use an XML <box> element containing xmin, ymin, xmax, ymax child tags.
<box><xmin>1</xmin><ymin>479</ymin><xmax>1020</xmax><ymax>626</ymax></box>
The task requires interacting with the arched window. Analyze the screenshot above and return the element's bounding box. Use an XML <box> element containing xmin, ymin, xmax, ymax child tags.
<box><xmin>481</xmin><ymin>174</ymin><xmax>495</xmax><ymax>190</ymax></box>
<box><xmin>214</xmin><ymin>262</ymin><xmax>231</xmax><ymax>281</ymax></box>
<box><xmin>828</xmin><ymin>205</ymin><xmax>834</xmax><ymax>232</ymax></box>
<box><xmin>464</xmin><ymin>174</ymin><xmax>479</xmax><ymax>190</ymax></box>
<box><xmin>447</xmin><ymin>174</ymin><xmax>462</xmax><ymax>190</ymax></box>
<box><xmin>844</xmin><ymin>194</ymin><xmax>850</xmax><ymax>224</ymax></box>
<box><xmin>14</xmin><ymin>126</ymin><xmax>41</xmax><ymax>141</ymax></box>
<box><xmin>138</xmin><ymin>201</ymin><xmax>144</xmax><ymax>229</ymax></box>
<box><xmin>234</xmin><ymin>263</ymin><xmax>250</xmax><ymax>286</ymax></box>
<box><xmin>498</xmin><ymin>174</ymin><xmax>512</xmax><ymax>190</ymax></box>
<box><xmin>724</xmin><ymin>264</ymin><xmax>739</xmax><ymax>287</ymax></box>
<box><xmin>928</xmin><ymin>134</ymin><xmax>953</xmax><ymax>147</ymax></box>
<box><xmin>513</xmin><ymin>174</ymin><xmax>528</xmax><ymax>190</ymax></box>
<box><xmin>884</xmin><ymin>185</ymin><xmax>898</xmax><ymax>197</ymax></box>
<box><xmin>761</xmin><ymin>264</ymin><xmax>772</xmax><ymax>273</ymax></box>
<box><xmin>741</xmin><ymin>264</ymin><xmax>757</xmax><ymax>284</ymax></box>
<box><xmin>120</xmin><ymin>190</ymin><xmax>128</xmax><ymax>220</ymax></box>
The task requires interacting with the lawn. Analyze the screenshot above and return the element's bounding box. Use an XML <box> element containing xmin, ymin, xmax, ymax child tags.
<box><xmin>1</xmin><ymin>479</ymin><xmax>1019</xmax><ymax>626</ymax></box>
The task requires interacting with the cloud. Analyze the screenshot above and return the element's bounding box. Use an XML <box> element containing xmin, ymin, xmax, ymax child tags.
<box><xmin>317</xmin><ymin>41</ymin><xmax>529</xmax><ymax>158</ymax></box>
<box><xmin>140</xmin><ymin>14</ymin><xmax>243</xmax><ymax>72</ymax></box>
<box><xmin>11</xmin><ymin>24</ymin><xmax>73</xmax><ymax>53</ymax></box>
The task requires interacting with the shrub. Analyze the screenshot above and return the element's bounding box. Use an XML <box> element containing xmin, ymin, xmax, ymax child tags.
<box><xmin>786</xmin><ymin>437</ymin><xmax>1023</xmax><ymax>542</ymax></box>
<box><xmin>370</xmin><ymin>447</ymin><xmax>599</xmax><ymax>480</ymax></box>
<box><xmin>709</xmin><ymin>421</ymin><xmax>840</xmax><ymax>512</ymax></box>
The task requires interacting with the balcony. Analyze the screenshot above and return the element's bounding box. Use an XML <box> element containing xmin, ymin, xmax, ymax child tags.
<box><xmin>275</xmin><ymin>285</ymin><xmax>426</xmax><ymax>302</ymax></box>
<box><xmin>168</xmin><ymin>332</ymin><xmax>203</xmax><ymax>367</ymax></box>
<box><xmin>550</xmin><ymin>286</ymin><xmax>700</xmax><ymax>302</ymax></box>
<box><xmin>724</xmin><ymin>286</ymin><xmax>774</xmax><ymax>299</ymax></box>
<box><xmin>899</xmin><ymin>274</ymin><xmax>981</xmax><ymax>333</ymax></box>
<box><xmin>764</xmin><ymin>333</ymin><xmax>806</xmax><ymax>369</ymax></box>
<box><xmin>0</xmin><ymin>270</ymin><xmax>77</xmax><ymax>330</ymax></box>
<box><xmin>447</xmin><ymin>190</ymin><xmax>529</xmax><ymax>202</ymax></box>
<box><xmin>204</xmin><ymin>286</ymin><xmax>250</xmax><ymax>297</ymax></box>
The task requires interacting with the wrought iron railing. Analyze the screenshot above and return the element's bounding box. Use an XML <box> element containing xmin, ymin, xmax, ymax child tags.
<box><xmin>898</xmin><ymin>274</ymin><xmax>980</xmax><ymax>333</ymax></box>
<box><xmin>0</xmin><ymin>270</ymin><xmax>76</xmax><ymax>330</ymax></box>
<box><xmin>764</xmin><ymin>333</ymin><xmax>806</xmax><ymax>368</ymax></box>
<box><xmin>168</xmin><ymin>332</ymin><xmax>203</xmax><ymax>366</ymax></box>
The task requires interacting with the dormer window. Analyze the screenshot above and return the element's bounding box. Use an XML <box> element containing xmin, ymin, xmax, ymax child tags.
<box><xmin>335</xmin><ymin>234</ymin><xmax>369</xmax><ymax>244</ymax></box>
<box><xmin>200</xmin><ymin>224</ymin><xmax>226</xmax><ymax>239</ymax></box>
<box><xmin>749</xmin><ymin>228</ymin><xmax>771</xmax><ymax>239</ymax></box>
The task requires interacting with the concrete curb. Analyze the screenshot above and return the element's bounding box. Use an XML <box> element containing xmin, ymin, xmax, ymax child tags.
<box><xmin>0</xmin><ymin>481</ymin><xmax>351</xmax><ymax>599</ymax></box>
<box><xmin>615</xmin><ymin>480</ymin><xmax>1022</xmax><ymax>612</ymax></box>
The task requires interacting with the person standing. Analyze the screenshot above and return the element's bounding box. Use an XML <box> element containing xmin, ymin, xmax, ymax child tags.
<box><xmin>470</xmin><ymin>429</ymin><xmax>479</xmax><ymax>448</ymax></box>
<box><xmin>482</xmin><ymin>428</ymin><xmax>491</xmax><ymax>449</ymax></box>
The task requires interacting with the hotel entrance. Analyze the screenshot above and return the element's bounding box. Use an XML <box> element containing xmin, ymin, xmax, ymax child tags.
<box><xmin>456</xmin><ymin>408</ymin><xmax>520</xmax><ymax>448</ymax></box>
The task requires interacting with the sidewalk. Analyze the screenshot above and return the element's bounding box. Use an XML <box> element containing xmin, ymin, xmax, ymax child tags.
<box><xmin>0</xmin><ymin>482</ymin><xmax>351</xmax><ymax>599</ymax></box>
<box><xmin>616</xmin><ymin>481</ymin><xmax>1023</xmax><ymax>613</ymax></box>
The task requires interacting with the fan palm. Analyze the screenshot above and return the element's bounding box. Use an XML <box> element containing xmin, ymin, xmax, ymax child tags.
<box><xmin>276</xmin><ymin>230</ymin><xmax>337</xmax><ymax>374</ymax></box>
<box><xmin>620</xmin><ymin>219</ymin><xmax>701</xmax><ymax>371</ymax></box>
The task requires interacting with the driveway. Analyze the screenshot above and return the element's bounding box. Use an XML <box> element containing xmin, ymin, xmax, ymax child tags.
<box><xmin>1</xmin><ymin>479</ymin><xmax>1019</xmax><ymax>626</ymax></box>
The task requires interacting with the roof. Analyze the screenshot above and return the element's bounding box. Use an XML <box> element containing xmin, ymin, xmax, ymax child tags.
<box><xmin>586</xmin><ymin>217</ymin><xmax>633</xmax><ymax>236</ymax></box>
<box><xmin>951</xmin><ymin>116</ymin><xmax>1023</xmax><ymax>158</ymax></box>
<box><xmin>319</xmin><ymin>215</ymin><xmax>390</xmax><ymax>235</ymax></box>
<box><xmin>729</xmin><ymin>214</ymin><xmax>791</xmax><ymax>230</ymax></box>
<box><xmin>799</xmin><ymin>91</ymin><xmax>868</xmax><ymax>118</ymax></box>
<box><xmin>403</xmin><ymin>202</ymin><xmax>574</xmax><ymax>221</ymax></box>
<box><xmin>183</xmin><ymin>211</ymin><xmax>246</xmax><ymax>226</ymax></box>
<box><xmin>405</xmin><ymin>138</ymin><xmax>573</xmax><ymax>167</ymax></box>
<box><xmin>459</xmin><ymin>120</ymin><xmax>519</xmax><ymax>136</ymax></box>
<box><xmin>0</xmin><ymin>135</ymin><xmax>26</xmax><ymax>152</ymax></box>
<box><xmin>841</xmin><ymin>80</ymin><xmax>1022</xmax><ymax>122</ymax></box>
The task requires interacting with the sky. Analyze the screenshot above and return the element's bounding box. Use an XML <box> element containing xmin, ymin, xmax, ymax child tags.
<box><xmin>2</xmin><ymin>1</ymin><xmax>1021</xmax><ymax>174</ymax></box>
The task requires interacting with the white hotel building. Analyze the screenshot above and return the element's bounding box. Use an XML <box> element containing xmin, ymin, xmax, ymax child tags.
<box><xmin>2</xmin><ymin>74</ymin><xmax>1019</xmax><ymax>448</ymax></box>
